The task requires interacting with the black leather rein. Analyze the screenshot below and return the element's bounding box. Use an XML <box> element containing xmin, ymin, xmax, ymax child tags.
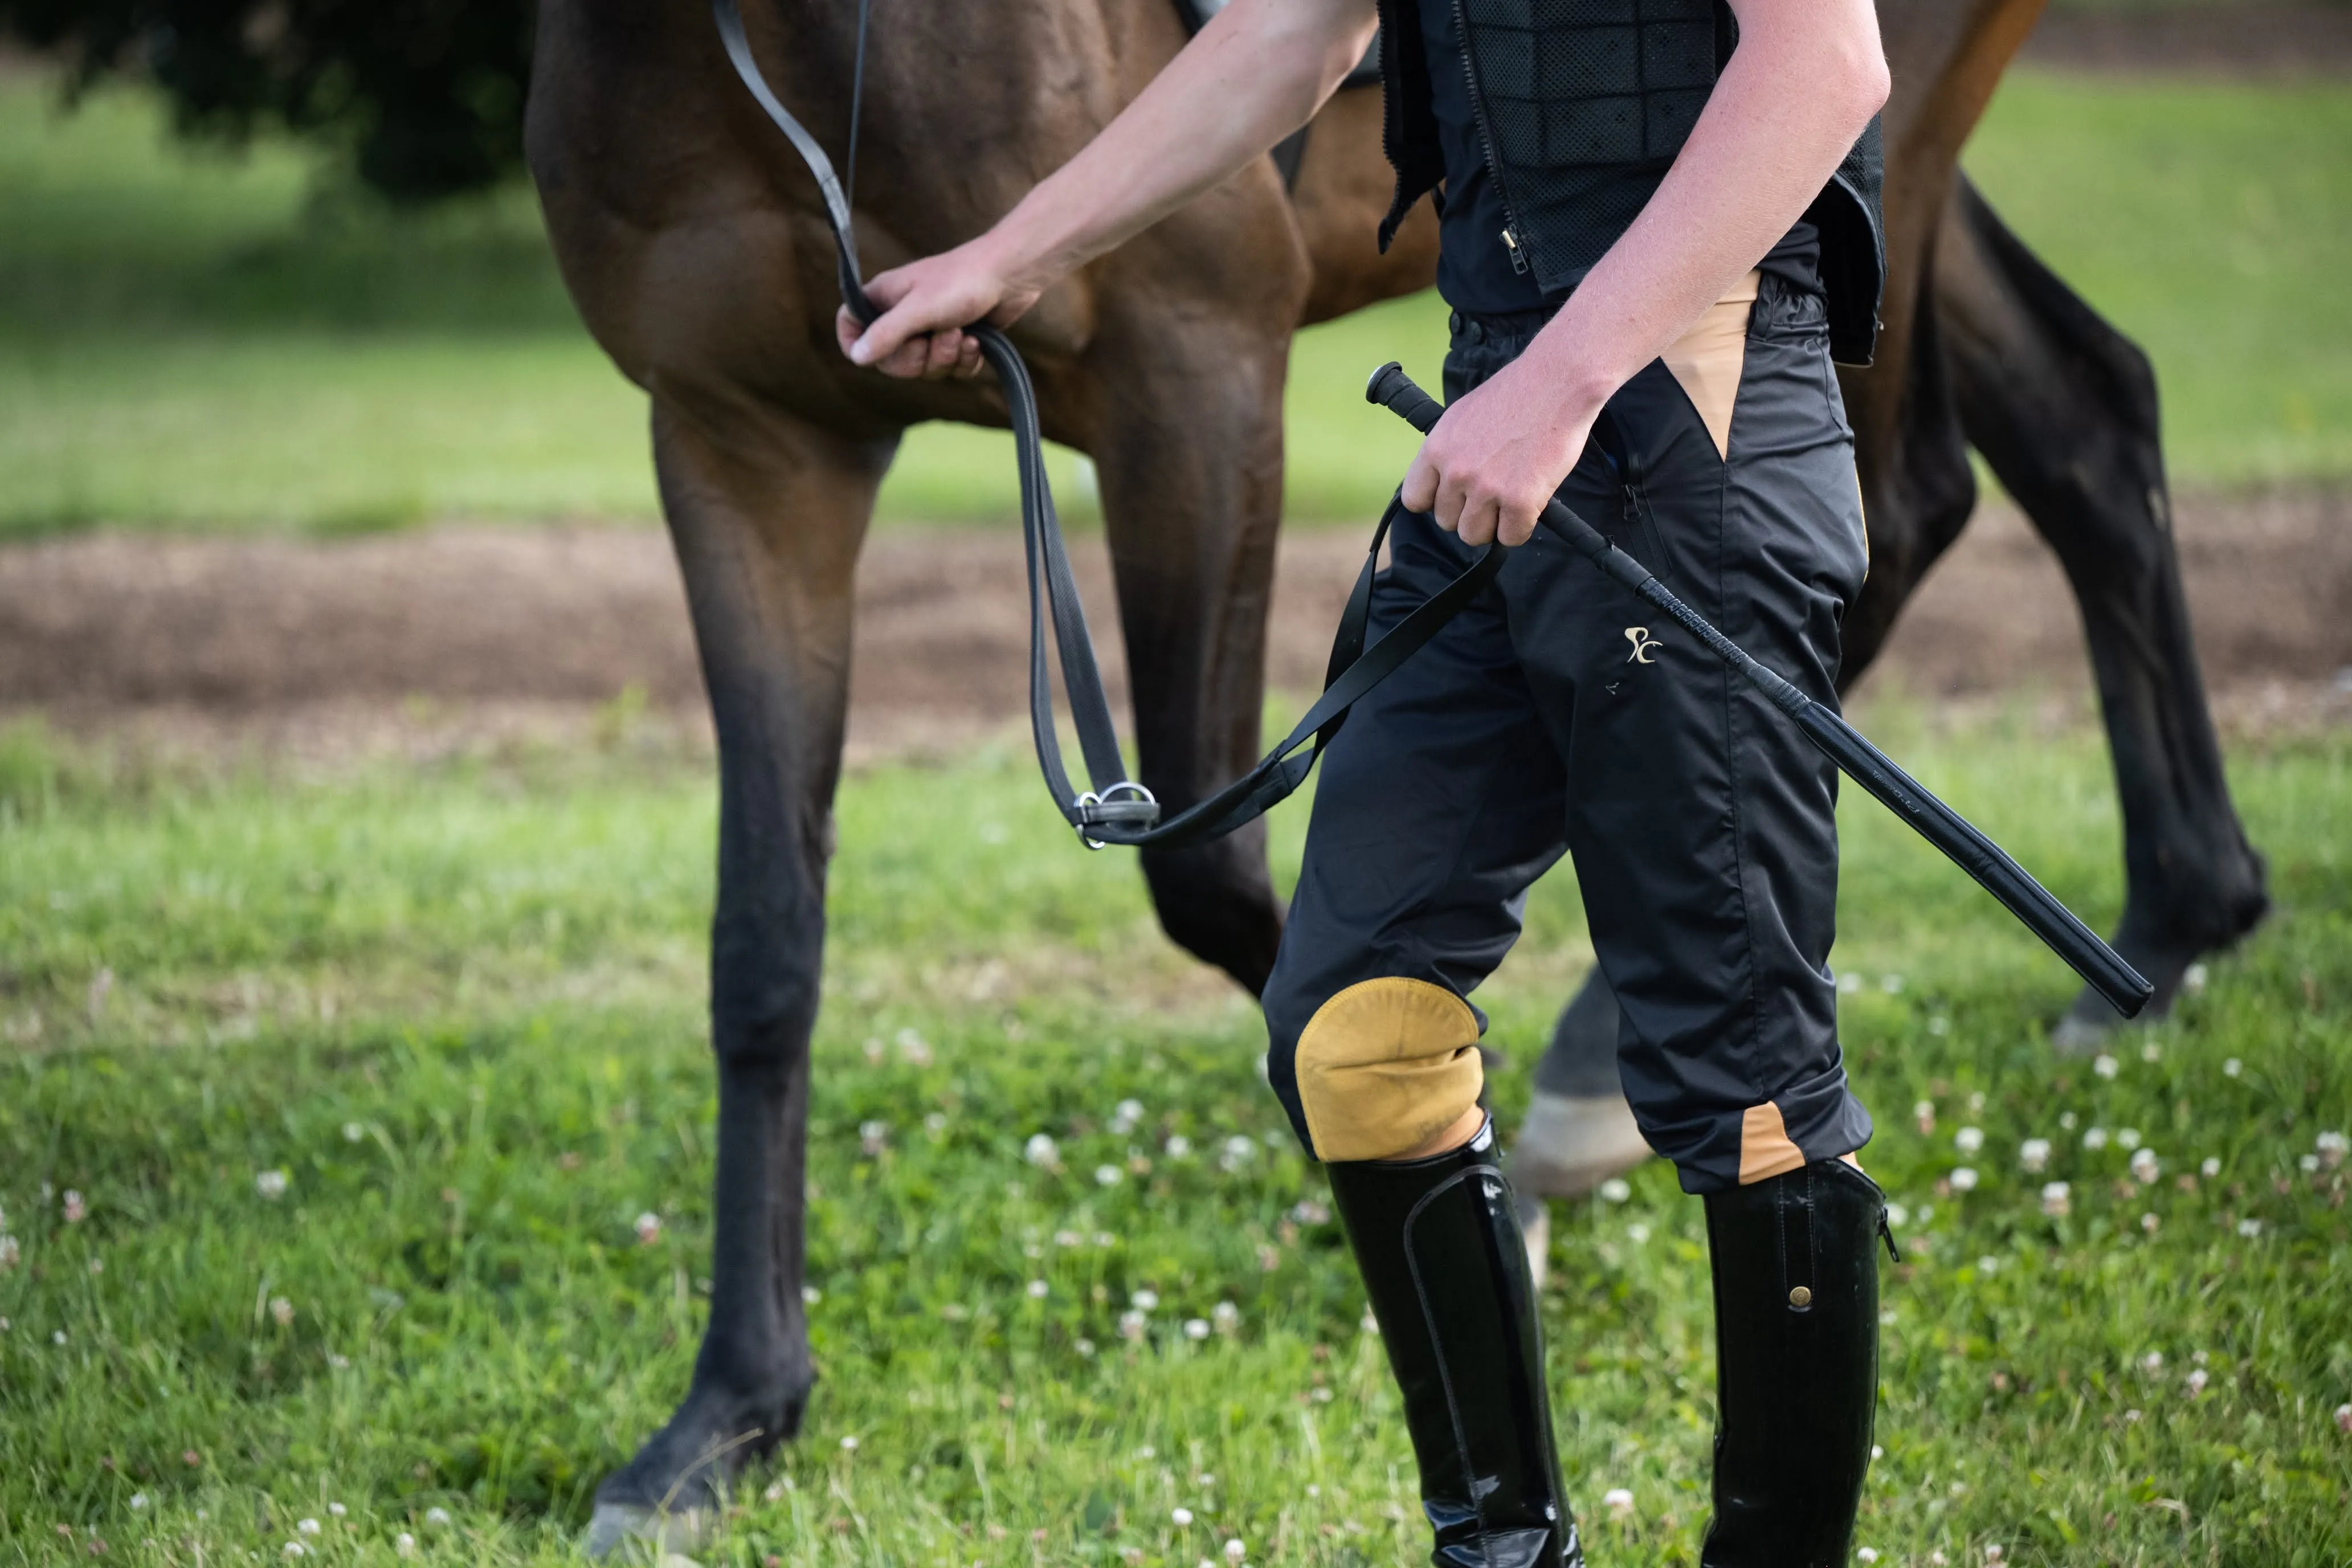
<box><xmin>712</xmin><ymin>0</ymin><xmax>1502</xmax><ymax>850</ymax></box>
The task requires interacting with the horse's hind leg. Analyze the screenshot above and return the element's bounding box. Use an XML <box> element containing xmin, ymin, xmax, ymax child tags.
<box><xmin>1938</xmin><ymin>175</ymin><xmax>2268</xmax><ymax>1040</ymax></box>
<box><xmin>586</xmin><ymin>396</ymin><xmax>887</xmax><ymax>1553</ymax></box>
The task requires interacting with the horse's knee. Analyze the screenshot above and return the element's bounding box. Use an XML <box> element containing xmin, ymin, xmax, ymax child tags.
<box><xmin>1141</xmin><ymin>841</ymin><xmax>1282</xmax><ymax>994</ymax></box>
<box><xmin>1265</xmin><ymin>975</ymin><xmax>1486</xmax><ymax>1163</ymax></box>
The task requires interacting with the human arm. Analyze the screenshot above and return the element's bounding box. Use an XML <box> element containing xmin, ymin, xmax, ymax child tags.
<box><xmin>1403</xmin><ymin>0</ymin><xmax>1890</xmax><ymax>546</ymax></box>
<box><xmin>839</xmin><ymin>0</ymin><xmax>1377</xmax><ymax>379</ymax></box>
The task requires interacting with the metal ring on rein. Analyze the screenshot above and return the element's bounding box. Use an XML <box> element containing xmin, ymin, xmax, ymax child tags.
<box><xmin>1072</xmin><ymin>781</ymin><xmax>1159</xmax><ymax>850</ymax></box>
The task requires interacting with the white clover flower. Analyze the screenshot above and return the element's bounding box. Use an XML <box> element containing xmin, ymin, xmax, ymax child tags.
<box><xmin>2060</xmin><ymin>1111</ymin><xmax>2078</xmax><ymax>1130</ymax></box>
<box><xmin>1598</xmin><ymin>1178</ymin><xmax>1632</xmax><ymax>1204</ymax></box>
<box><xmin>271</xmin><ymin>1297</ymin><xmax>295</xmax><ymax>1328</ymax></box>
<box><xmin>1857</xmin><ymin>1550</ymin><xmax>1880</xmax><ymax>1563</ymax></box>
<box><xmin>1626</xmin><ymin>1223</ymin><xmax>1652</xmax><ymax>1244</ymax></box>
<box><xmin>859</xmin><ymin>1120</ymin><xmax>888</xmax><ymax>1157</ymax></box>
<box><xmin>1027</xmin><ymin>1280</ymin><xmax>1049</xmax><ymax>1299</ymax></box>
<box><xmin>2093</xmin><ymin>1053</ymin><xmax>2119</xmax><ymax>1079</ymax></box>
<box><xmin>1095</xmin><ymin>1165</ymin><xmax>1123</xmax><ymax>1187</ymax></box>
<box><xmin>1095</xmin><ymin>1232</ymin><xmax>1115</xmax><ymax>1248</ymax></box>
<box><xmin>1927</xmin><ymin>1015</ymin><xmax>1950</xmax><ymax>1036</ymax></box>
<box><xmin>2186</xmin><ymin>1369</ymin><xmax>2209</xmax><ymax>1396</ymax></box>
<box><xmin>2201</xmin><ymin>1157</ymin><xmax>2222</xmax><ymax>1178</ymax></box>
<box><xmin>1984</xmin><ymin>1546</ymin><xmax>2005</xmax><ymax>1563</ymax></box>
<box><xmin>2183</xmin><ymin>963</ymin><xmax>2209</xmax><ymax>994</ymax></box>
<box><xmin>284</xmin><ymin>1542</ymin><xmax>307</xmax><ymax>1558</ymax></box>
<box><xmin>395</xmin><ymin>1533</ymin><xmax>416</xmax><ymax>1558</ymax></box>
<box><xmin>1165</xmin><ymin>1134</ymin><xmax>1191</xmax><ymax>1158</ymax></box>
<box><xmin>2040</xmin><ymin>1182</ymin><xmax>2071</xmax><ymax>1218</ymax></box>
<box><xmin>328</xmin><ymin>1504</ymin><xmax>345</xmax><ymax>1518</ymax></box>
<box><xmin>2222</xmin><ymin>1057</ymin><xmax>2242</xmax><ymax>1078</ymax></box>
<box><xmin>2083</xmin><ymin>1127</ymin><xmax>2109</xmax><ymax>1151</ymax></box>
<box><xmin>2130</xmin><ymin>1149</ymin><xmax>2159</xmax><ymax>1184</ymax></box>
<box><xmin>1131</xmin><ymin>1288</ymin><xmax>1159</xmax><ymax>1311</ymax></box>
<box><xmin>895</xmin><ymin>1028</ymin><xmax>933</xmax><ymax>1067</ymax></box>
<box><xmin>1947</xmin><ymin>1167</ymin><xmax>1978</xmax><ymax>1193</ymax></box>
<box><xmin>1120</xmin><ymin>1310</ymin><xmax>1149</xmax><ymax>1342</ymax></box>
<box><xmin>1880</xmin><ymin>974</ymin><xmax>1904</xmax><ymax>994</ymax></box>
<box><xmin>2335</xmin><ymin>1403</ymin><xmax>2351</xmax><ymax>1435</ymax></box>
<box><xmin>1075</xmin><ymin>1338</ymin><xmax>1096</xmax><ymax>1357</ymax></box>
<box><xmin>1291</xmin><ymin>1200</ymin><xmax>1331</xmax><ymax>1225</ymax></box>
<box><xmin>256</xmin><ymin>1170</ymin><xmax>289</xmax><ymax>1200</ymax></box>
<box><xmin>1954</xmin><ymin>1126</ymin><xmax>1984</xmax><ymax>1155</ymax></box>
<box><xmin>2317</xmin><ymin>1131</ymin><xmax>2347</xmax><ymax>1169</ymax></box>
<box><xmin>840</xmin><ymin>1434</ymin><xmax>859</xmax><ymax>1451</ymax></box>
<box><xmin>1184</xmin><ymin>1318</ymin><xmax>1211</xmax><ymax>1341</ymax></box>
<box><xmin>2141</xmin><ymin>1212</ymin><xmax>2161</xmax><ymax>1234</ymax></box>
<box><xmin>802</xmin><ymin>1285</ymin><xmax>821</xmax><ymax>1306</ymax></box>
<box><xmin>1224</xmin><ymin>1538</ymin><xmax>1246</xmax><ymax>1563</ymax></box>
<box><xmin>128</xmin><ymin>1494</ymin><xmax>149</xmax><ymax>1511</ymax></box>
<box><xmin>2300</xmin><ymin>1154</ymin><xmax>2321</xmax><ymax>1174</ymax></box>
<box><xmin>1112</xmin><ymin>1099</ymin><xmax>1145</xmax><ymax>1134</ymax></box>
<box><xmin>62</xmin><ymin>1190</ymin><xmax>87</xmax><ymax>1223</ymax></box>
<box><xmin>634</xmin><ymin>1212</ymin><xmax>661</xmax><ymax>1246</ymax></box>
<box><xmin>424</xmin><ymin>1508</ymin><xmax>451</xmax><ymax>1528</ymax></box>
<box><xmin>0</xmin><ymin>1236</ymin><xmax>18</xmax><ymax>1270</ymax></box>
<box><xmin>924</xmin><ymin>1112</ymin><xmax>948</xmax><ymax>1135</ymax></box>
<box><xmin>2142</xmin><ymin>1040</ymin><xmax>2163</xmax><ymax>1063</ymax></box>
<box><xmin>1171</xmin><ymin>1508</ymin><xmax>1194</xmax><ymax>1527</ymax></box>
<box><xmin>2117</xmin><ymin>1128</ymin><xmax>2141</xmax><ymax>1152</ymax></box>
<box><xmin>2236</xmin><ymin>1218</ymin><xmax>2263</xmax><ymax>1238</ymax></box>
<box><xmin>1219</xmin><ymin>1136</ymin><xmax>1256</xmax><ymax>1173</ymax></box>
<box><xmin>1024</xmin><ymin>1133</ymin><xmax>1060</xmax><ymax>1167</ymax></box>
<box><xmin>1913</xmin><ymin>1100</ymin><xmax>1936</xmax><ymax>1133</ymax></box>
<box><xmin>1212</xmin><ymin>1301</ymin><xmax>1240</xmax><ymax>1333</ymax></box>
<box><xmin>1838</xmin><ymin>971</ymin><xmax>1863</xmax><ymax>994</ymax></box>
<box><xmin>342</xmin><ymin>1122</ymin><xmax>364</xmax><ymax>1144</ymax></box>
<box><xmin>2019</xmin><ymin>1138</ymin><xmax>2051</xmax><ymax>1174</ymax></box>
<box><xmin>1603</xmin><ymin>1487</ymin><xmax>1635</xmax><ymax>1520</ymax></box>
<box><xmin>2140</xmin><ymin>1350</ymin><xmax>2163</xmax><ymax>1374</ymax></box>
<box><xmin>298</xmin><ymin>1519</ymin><xmax>321</xmax><ymax>1536</ymax></box>
<box><xmin>1977</xmin><ymin>1255</ymin><xmax>1999</xmax><ymax>1275</ymax></box>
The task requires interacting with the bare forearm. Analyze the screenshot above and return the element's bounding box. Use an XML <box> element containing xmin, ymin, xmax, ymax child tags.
<box><xmin>988</xmin><ymin>0</ymin><xmax>1376</xmax><ymax>291</ymax></box>
<box><xmin>1517</xmin><ymin>0</ymin><xmax>1890</xmax><ymax>410</ymax></box>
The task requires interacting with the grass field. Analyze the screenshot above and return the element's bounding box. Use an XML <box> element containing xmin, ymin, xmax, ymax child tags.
<box><xmin>1</xmin><ymin>65</ymin><xmax>2349</xmax><ymax>536</ymax></box>
<box><xmin>1</xmin><ymin>713</ymin><xmax>2347</xmax><ymax>1565</ymax></box>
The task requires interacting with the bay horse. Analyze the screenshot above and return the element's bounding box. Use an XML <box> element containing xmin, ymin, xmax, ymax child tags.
<box><xmin>522</xmin><ymin>0</ymin><xmax>2267</xmax><ymax>1541</ymax></box>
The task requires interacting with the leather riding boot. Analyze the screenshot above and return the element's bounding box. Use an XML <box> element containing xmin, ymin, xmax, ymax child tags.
<box><xmin>1327</xmin><ymin>1118</ymin><xmax>1582</xmax><ymax>1568</ymax></box>
<box><xmin>1700</xmin><ymin>1158</ymin><xmax>1892</xmax><ymax>1567</ymax></box>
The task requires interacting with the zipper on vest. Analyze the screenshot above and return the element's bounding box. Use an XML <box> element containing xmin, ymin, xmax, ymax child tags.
<box><xmin>1448</xmin><ymin>0</ymin><xmax>1530</xmax><ymax>279</ymax></box>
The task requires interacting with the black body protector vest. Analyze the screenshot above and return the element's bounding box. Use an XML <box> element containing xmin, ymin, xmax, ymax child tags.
<box><xmin>1374</xmin><ymin>0</ymin><xmax>1886</xmax><ymax>365</ymax></box>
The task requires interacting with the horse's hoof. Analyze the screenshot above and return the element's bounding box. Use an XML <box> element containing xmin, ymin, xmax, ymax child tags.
<box><xmin>582</xmin><ymin>1502</ymin><xmax>712</xmax><ymax>1561</ymax></box>
<box><xmin>2051</xmin><ymin>1008</ymin><xmax>2119</xmax><ymax>1056</ymax></box>
<box><xmin>1514</xmin><ymin>1193</ymin><xmax>1551</xmax><ymax>1295</ymax></box>
<box><xmin>1506</xmin><ymin>1090</ymin><xmax>1654</xmax><ymax>1200</ymax></box>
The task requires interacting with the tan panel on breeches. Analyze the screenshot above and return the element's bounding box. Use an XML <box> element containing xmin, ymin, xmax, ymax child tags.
<box><xmin>1296</xmin><ymin>977</ymin><xmax>1486</xmax><ymax>1162</ymax></box>
<box><xmin>1661</xmin><ymin>269</ymin><xmax>1761</xmax><ymax>462</ymax></box>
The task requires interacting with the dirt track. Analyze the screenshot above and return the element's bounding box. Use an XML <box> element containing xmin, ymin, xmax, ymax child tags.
<box><xmin>1</xmin><ymin>488</ymin><xmax>2345</xmax><ymax>765</ymax></box>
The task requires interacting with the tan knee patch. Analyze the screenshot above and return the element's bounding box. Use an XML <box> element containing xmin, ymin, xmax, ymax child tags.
<box><xmin>1738</xmin><ymin>1101</ymin><xmax>1807</xmax><ymax>1185</ymax></box>
<box><xmin>1296</xmin><ymin>978</ymin><xmax>1485</xmax><ymax>1162</ymax></box>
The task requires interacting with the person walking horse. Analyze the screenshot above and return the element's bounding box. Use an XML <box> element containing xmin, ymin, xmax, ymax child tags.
<box><xmin>854</xmin><ymin>0</ymin><xmax>1889</xmax><ymax>1562</ymax></box>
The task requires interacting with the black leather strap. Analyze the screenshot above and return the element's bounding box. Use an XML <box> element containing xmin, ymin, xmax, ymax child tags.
<box><xmin>712</xmin><ymin>0</ymin><xmax>1497</xmax><ymax>849</ymax></box>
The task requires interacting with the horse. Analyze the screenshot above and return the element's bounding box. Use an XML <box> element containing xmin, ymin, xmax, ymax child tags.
<box><xmin>522</xmin><ymin>0</ymin><xmax>2267</xmax><ymax>1542</ymax></box>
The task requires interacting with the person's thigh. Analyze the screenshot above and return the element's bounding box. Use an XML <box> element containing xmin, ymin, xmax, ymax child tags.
<box><xmin>1263</xmin><ymin>505</ymin><xmax>1569</xmax><ymax>1164</ymax></box>
<box><xmin>1510</xmin><ymin>278</ymin><xmax>1875</xmax><ymax>1193</ymax></box>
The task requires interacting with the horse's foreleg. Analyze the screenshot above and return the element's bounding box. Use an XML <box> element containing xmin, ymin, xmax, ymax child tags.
<box><xmin>587</xmin><ymin>396</ymin><xmax>885</xmax><ymax>1553</ymax></box>
<box><xmin>1088</xmin><ymin>324</ymin><xmax>1289</xmax><ymax>994</ymax></box>
<box><xmin>1938</xmin><ymin>176</ymin><xmax>2268</xmax><ymax>1040</ymax></box>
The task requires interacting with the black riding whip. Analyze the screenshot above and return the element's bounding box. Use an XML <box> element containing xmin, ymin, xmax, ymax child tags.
<box><xmin>1366</xmin><ymin>361</ymin><xmax>2153</xmax><ymax>1019</ymax></box>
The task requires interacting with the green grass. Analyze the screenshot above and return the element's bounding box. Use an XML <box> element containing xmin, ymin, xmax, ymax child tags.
<box><xmin>0</xmin><ymin>712</ymin><xmax>2347</xmax><ymax>1564</ymax></box>
<box><xmin>0</xmin><ymin>62</ymin><xmax>2347</xmax><ymax>536</ymax></box>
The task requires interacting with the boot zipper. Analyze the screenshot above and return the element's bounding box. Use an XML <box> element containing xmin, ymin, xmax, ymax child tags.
<box><xmin>1448</xmin><ymin>0</ymin><xmax>1532</xmax><ymax>279</ymax></box>
<box><xmin>1877</xmin><ymin>1208</ymin><xmax>1900</xmax><ymax>1264</ymax></box>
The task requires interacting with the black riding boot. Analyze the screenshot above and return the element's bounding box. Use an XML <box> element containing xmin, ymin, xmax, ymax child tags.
<box><xmin>1700</xmin><ymin>1158</ymin><xmax>1891</xmax><ymax>1567</ymax></box>
<box><xmin>1327</xmin><ymin>1118</ymin><xmax>1582</xmax><ymax>1568</ymax></box>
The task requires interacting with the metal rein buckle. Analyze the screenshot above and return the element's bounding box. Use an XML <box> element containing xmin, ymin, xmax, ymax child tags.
<box><xmin>1072</xmin><ymin>781</ymin><xmax>1159</xmax><ymax>850</ymax></box>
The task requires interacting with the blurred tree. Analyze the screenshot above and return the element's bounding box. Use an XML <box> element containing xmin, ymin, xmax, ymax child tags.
<box><xmin>0</xmin><ymin>0</ymin><xmax>534</xmax><ymax>199</ymax></box>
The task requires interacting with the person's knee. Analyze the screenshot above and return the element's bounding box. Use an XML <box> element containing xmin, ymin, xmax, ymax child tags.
<box><xmin>1281</xmin><ymin>977</ymin><xmax>1485</xmax><ymax>1162</ymax></box>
